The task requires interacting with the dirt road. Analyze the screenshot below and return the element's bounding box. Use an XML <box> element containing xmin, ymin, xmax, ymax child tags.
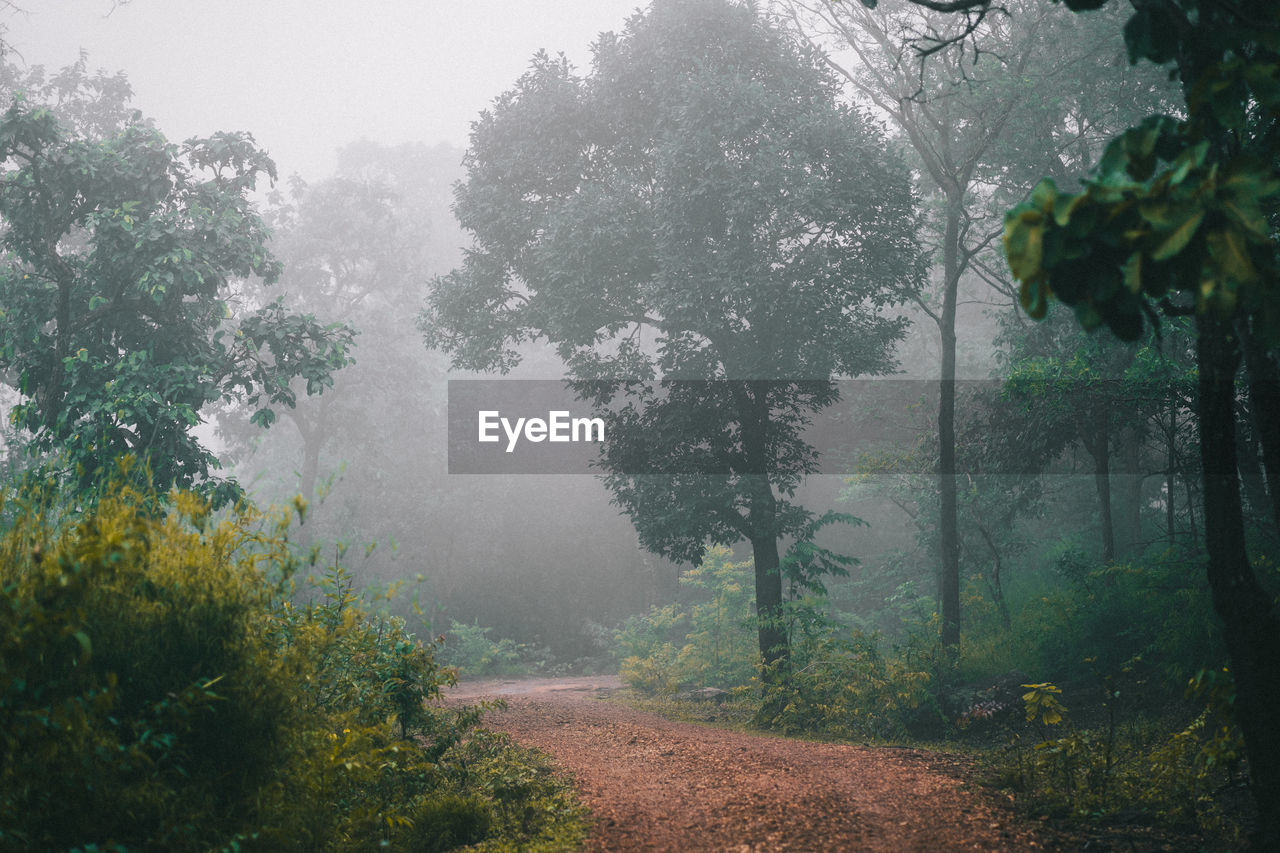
<box><xmin>447</xmin><ymin>676</ymin><xmax>1049</xmax><ymax>851</ymax></box>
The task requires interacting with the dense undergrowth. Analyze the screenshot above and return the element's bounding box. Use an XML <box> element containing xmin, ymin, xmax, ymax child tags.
<box><xmin>609</xmin><ymin>541</ymin><xmax>1271</xmax><ymax>846</ymax></box>
<box><xmin>0</xmin><ymin>470</ymin><xmax>587</xmax><ymax>852</ymax></box>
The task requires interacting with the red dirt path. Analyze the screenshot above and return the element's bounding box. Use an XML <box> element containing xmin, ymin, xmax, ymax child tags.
<box><xmin>447</xmin><ymin>676</ymin><xmax>1052</xmax><ymax>851</ymax></box>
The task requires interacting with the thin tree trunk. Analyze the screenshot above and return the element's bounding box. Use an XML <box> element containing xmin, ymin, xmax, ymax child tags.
<box><xmin>1080</xmin><ymin>399</ymin><xmax>1115</xmax><ymax>563</ymax></box>
<box><xmin>938</xmin><ymin>193</ymin><xmax>961</xmax><ymax>648</ymax></box>
<box><xmin>751</xmin><ymin>528</ymin><xmax>786</xmax><ymax>676</ymax></box>
<box><xmin>975</xmin><ymin>523</ymin><xmax>1011</xmax><ymax>629</ymax></box>
<box><xmin>1166</xmin><ymin>396</ymin><xmax>1177</xmax><ymax>546</ymax></box>
<box><xmin>1094</xmin><ymin>424</ymin><xmax>1115</xmax><ymax>564</ymax></box>
<box><xmin>1115</xmin><ymin>433</ymin><xmax>1143</xmax><ymax>557</ymax></box>
<box><xmin>1236</xmin><ymin>422</ymin><xmax>1271</xmax><ymax>531</ymax></box>
<box><xmin>1242</xmin><ymin>320</ymin><xmax>1280</xmax><ymax>531</ymax></box>
<box><xmin>738</xmin><ymin>382</ymin><xmax>790</xmax><ymax>680</ymax></box>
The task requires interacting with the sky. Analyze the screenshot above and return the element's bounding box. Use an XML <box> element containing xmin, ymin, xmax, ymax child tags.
<box><xmin>4</xmin><ymin>0</ymin><xmax>643</xmax><ymax>181</ymax></box>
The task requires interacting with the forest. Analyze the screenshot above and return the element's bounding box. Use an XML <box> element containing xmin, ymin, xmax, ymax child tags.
<box><xmin>0</xmin><ymin>0</ymin><xmax>1277</xmax><ymax>850</ymax></box>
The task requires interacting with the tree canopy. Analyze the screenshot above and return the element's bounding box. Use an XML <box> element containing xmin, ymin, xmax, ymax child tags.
<box><xmin>0</xmin><ymin>65</ymin><xmax>352</xmax><ymax>502</ymax></box>
<box><xmin>421</xmin><ymin>0</ymin><xmax>922</xmax><ymax>671</ymax></box>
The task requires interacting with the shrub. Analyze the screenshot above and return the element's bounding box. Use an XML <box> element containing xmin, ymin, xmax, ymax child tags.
<box><xmin>755</xmin><ymin>629</ymin><xmax>943</xmax><ymax>740</ymax></box>
<box><xmin>997</xmin><ymin>670</ymin><xmax>1246</xmax><ymax>839</ymax></box>
<box><xmin>0</xmin><ymin>473</ymin><xmax>587</xmax><ymax>852</ymax></box>
<box><xmin>406</xmin><ymin>794</ymin><xmax>494</xmax><ymax>852</ymax></box>
<box><xmin>440</xmin><ymin>620</ymin><xmax>532</xmax><ymax>678</ymax></box>
<box><xmin>614</xmin><ymin>546</ymin><xmax>756</xmax><ymax>694</ymax></box>
<box><xmin>0</xmin><ymin>486</ymin><xmax>296</xmax><ymax>850</ymax></box>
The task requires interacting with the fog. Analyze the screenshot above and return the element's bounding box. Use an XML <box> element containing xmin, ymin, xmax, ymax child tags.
<box><xmin>1</xmin><ymin>0</ymin><xmax>1198</xmax><ymax>675</ymax></box>
<box><xmin>7</xmin><ymin>0</ymin><xmax>642</xmax><ymax>179</ymax></box>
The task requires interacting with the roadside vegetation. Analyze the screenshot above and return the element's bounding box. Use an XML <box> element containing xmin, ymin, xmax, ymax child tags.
<box><xmin>3</xmin><ymin>0</ymin><xmax>1279</xmax><ymax>847</ymax></box>
<box><xmin>0</xmin><ymin>468</ymin><xmax>587</xmax><ymax>852</ymax></box>
<box><xmin>610</xmin><ymin>533</ymin><xmax>1265</xmax><ymax>848</ymax></box>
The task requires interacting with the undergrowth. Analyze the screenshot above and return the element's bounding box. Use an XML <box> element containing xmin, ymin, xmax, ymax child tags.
<box><xmin>612</xmin><ymin>541</ymin><xmax>1257</xmax><ymax>843</ymax></box>
<box><xmin>0</xmin><ymin>467</ymin><xmax>588</xmax><ymax>852</ymax></box>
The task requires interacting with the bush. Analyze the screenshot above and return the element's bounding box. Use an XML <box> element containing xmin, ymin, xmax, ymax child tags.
<box><xmin>0</xmin><ymin>486</ymin><xmax>296</xmax><ymax>850</ymax></box>
<box><xmin>407</xmin><ymin>794</ymin><xmax>494</xmax><ymax>852</ymax></box>
<box><xmin>614</xmin><ymin>546</ymin><xmax>756</xmax><ymax>694</ymax></box>
<box><xmin>440</xmin><ymin>620</ymin><xmax>534</xmax><ymax>678</ymax></box>
<box><xmin>755</xmin><ymin>629</ymin><xmax>944</xmax><ymax>740</ymax></box>
<box><xmin>0</xmin><ymin>472</ymin><xmax>587</xmax><ymax>852</ymax></box>
<box><xmin>997</xmin><ymin>672</ymin><xmax>1246</xmax><ymax>840</ymax></box>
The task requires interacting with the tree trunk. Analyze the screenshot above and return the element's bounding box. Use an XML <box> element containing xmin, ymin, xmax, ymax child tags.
<box><xmin>1242</xmin><ymin>320</ymin><xmax>1280</xmax><ymax>532</ymax></box>
<box><xmin>976</xmin><ymin>523</ymin><xmax>1011</xmax><ymax>629</ymax></box>
<box><xmin>738</xmin><ymin>382</ymin><xmax>790</xmax><ymax>680</ymax></box>
<box><xmin>1196</xmin><ymin>314</ymin><xmax>1280</xmax><ymax>848</ymax></box>
<box><xmin>938</xmin><ymin>193</ymin><xmax>962</xmax><ymax>647</ymax></box>
<box><xmin>1079</xmin><ymin>399</ymin><xmax>1115</xmax><ymax>563</ymax></box>
<box><xmin>1114</xmin><ymin>432</ymin><xmax>1143</xmax><ymax>557</ymax></box>
<box><xmin>750</xmin><ymin>528</ymin><xmax>786</xmax><ymax>676</ymax></box>
<box><xmin>1236</xmin><ymin>422</ymin><xmax>1272</xmax><ymax>533</ymax></box>
<box><xmin>1166</xmin><ymin>396</ymin><xmax>1177</xmax><ymax>546</ymax></box>
<box><xmin>1094</xmin><ymin>423</ymin><xmax>1115</xmax><ymax>564</ymax></box>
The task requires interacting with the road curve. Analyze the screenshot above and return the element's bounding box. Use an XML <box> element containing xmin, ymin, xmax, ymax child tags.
<box><xmin>446</xmin><ymin>676</ymin><xmax>1049</xmax><ymax>852</ymax></box>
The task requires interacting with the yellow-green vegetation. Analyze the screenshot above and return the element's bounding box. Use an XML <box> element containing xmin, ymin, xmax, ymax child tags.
<box><xmin>753</xmin><ymin>628</ymin><xmax>944</xmax><ymax>741</ymax></box>
<box><xmin>996</xmin><ymin>671</ymin><xmax>1246</xmax><ymax>843</ymax></box>
<box><xmin>615</xmin><ymin>546</ymin><xmax>757</xmax><ymax>695</ymax></box>
<box><xmin>613</xmin><ymin>542</ymin><xmax>1255</xmax><ymax>839</ymax></box>
<box><xmin>0</xmin><ymin>472</ymin><xmax>587</xmax><ymax>852</ymax></box>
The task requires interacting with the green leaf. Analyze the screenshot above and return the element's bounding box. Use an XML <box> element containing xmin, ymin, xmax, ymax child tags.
<box><xmin>1207</xmin><ymin>227</ymin><xmax>1258</xmax><ymax>284</ymax></box>
<box><xmin>1150</xmin><ymin>209</ymin><xmax>1204</xmax><ymax>261</ymax></box>
<box><xmin>1052</xmin><ymin>191</ymin><xmax>1087</xmax><ymax>228</ymax></box>
<box><xmin>1004</xmin><ymin>206</ymin><xmax>1046</xmax><ymax>282</ymax></box>
<box><xmin>1122</xmin><ymin>252</ymin><xmax>1143</xmax><ymax>294</ymax></box>
<box><xmin>1019</xmin><ymin>278</ymin><xmax>1049</xmax><ymax>320</ymax></box>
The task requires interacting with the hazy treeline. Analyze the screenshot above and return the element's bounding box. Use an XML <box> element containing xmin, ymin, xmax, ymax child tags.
<box><xmin>1</xmin><ymin>0</ymin><xmax>1278</xmax><ymax>845</ymax></box>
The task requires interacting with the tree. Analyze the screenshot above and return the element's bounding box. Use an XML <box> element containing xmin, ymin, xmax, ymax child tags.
<box><xmin>980</xmin><ymin>0</ymin><xmax>1280</xmax><ymax>842</ymax></box>
<box><xmin>776</xmin><ymin>0</ymin><xmax>1173</xmax><ymax>645</ymax></box>
<box><xmin>0</xmin><ymin>71</ymin><xmax>352</xmax><ymax>503</ymax></box>
<box><xmin>421</xmin><ymin>0</ymin><xmax>922</xmax><ymax>674</ymax></box>
<box><xmin>249</xmin><ymin>175</ymin><xmax>424</xmax><ymax>504</ymax></box>
<box><xmin>218</xmin><ymin>163</ymin><xmax>447</xmax><ymax>567</ymax></box>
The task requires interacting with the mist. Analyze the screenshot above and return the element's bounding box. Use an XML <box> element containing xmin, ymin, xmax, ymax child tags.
<box><xmin>2</xmin><ymin>0</ymin><xmax>1274</xmax><ymax>846</ymax></box>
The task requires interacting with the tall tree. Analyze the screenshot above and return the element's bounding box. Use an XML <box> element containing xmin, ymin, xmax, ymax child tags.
<box><xmin>988</xmin><ymin>0</ymin><xmax>1280</xmax><ymax>842</ymax></box>
<box><xmin>0</xmin><ymin>66</ymin><xmax>351</xmax><ymax>503</ymax></box>
<box><xmin>776</xmin><ymin>0</ymin><xmax>1172</xmax><ymax>644</ymax></box>
<box><xmin>254</xmin><ymin>176</ymin><xmax>422</xmax><ymax>503</ymax></box>
<box><xmin>421</xmin><ymin>0</ymin><xmax>922</xmax><ymax>674</ymax></box>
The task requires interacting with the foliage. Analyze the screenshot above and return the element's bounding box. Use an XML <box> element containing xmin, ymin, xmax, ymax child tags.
<box><xmin>223</xmin><ymin>170</ymin><xmax>440</xmax><ymax>505</ymax></box>
<box><xmin>0</xmin><ymin>62</ymin><xmax>352</xmax><ymax>505</ymax></box>
<box><xmin>0</xmin><ymin>470</ymin><xmax>587</xmax><ymax>851</ymax></box>
<box><xmin>421</xmin><ymin>0</ymin><xmax>921</xmax><ymax>669</ymax></box>
<box><xmin>993</xmin><ymin>1</ymin><xmax>1280</xmax><ymax>835</ymax></box>
<box><xmin>440</xmin><ymin>620</ymin><xmax>537</xmax><ymax>679</ymax></box>
<box><xmin>678</xmin><ymin>546</ymin><xmax>761</xmax><ymax>688</ymax></box>
<box><xmin>754</xmin><ymin>628</ymin><xmax>945</xmax><ymax>740</ymax></box>
<box><xmin>615</xmin><ymin>544</ymin><xmax>946</xmax><ymax>737</ymax></box>
<box><xmin>996</xmin><ymin>672</ymin><xmax>1246</xmax><ymax>838</ymax></box>
<box><xmin>0</xmin><ymin>473</ymin><xmax>292</xmax><ymax>850</ymax></box>
<box><xmin>781</xmin><ymin>0</ymin><xmax>1175</xmax><ymax>647</ymax></box>
<box><xmin>615</xmin><ymin>545</ymin><xmax>757</xmax><ymax>693</ymax></box>
<box><xmin>1003</xmin><ymin>4</ymin><xmax>1280</xmax><ymax>340</ymax></box>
